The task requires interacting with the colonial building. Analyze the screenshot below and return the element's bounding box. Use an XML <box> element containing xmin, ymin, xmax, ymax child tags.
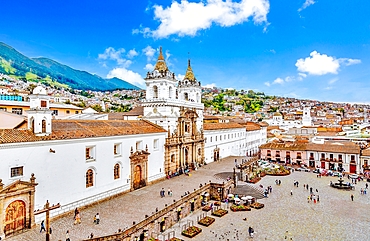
<box><xmin>0</xmin><ymin>87</ymin><xmax>167</xmax><ymax>238</ymax></box>
<box><xmin>259</xmin><ymin>141</ymin><xmax>361</xmax><ymax>173</ymax></box>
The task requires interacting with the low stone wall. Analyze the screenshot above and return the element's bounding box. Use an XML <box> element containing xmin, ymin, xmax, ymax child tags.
<box><xmin>84</xmin><ymin>181</ymin><xmax>233</xmax><ymax>241</ymax></box>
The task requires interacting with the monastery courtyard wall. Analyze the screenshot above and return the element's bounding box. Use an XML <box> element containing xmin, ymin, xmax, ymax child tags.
<box><xmin>6</xmin><ymin>156</ymin><xmax>370</xmax><ymax>241</ymax></box>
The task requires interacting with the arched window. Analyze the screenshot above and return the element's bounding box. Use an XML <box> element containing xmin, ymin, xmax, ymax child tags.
<box><xmin>30</xmin><ymin>117</ymin><xmax>35</xmax><ymax>133</ymax></box>
<box><xmin>42</xmin><ymin>119</ymin><xmax>46</xmax><ymax>133</ymax></box>
<box><xmin>153</xmin><ymin>86</ymin><xmax>158</xmax><ymax>99</ymax></box>
<box><xmin>114</xmin><ymin>164</ymin><xmax>120</xmax><ymax>179</ymax></box>
<box><xmin>169</xmin><ymin>86</ymin><xmax>173</xmax><ymax>99</ymax></box>
<box><xmin>86</xmin><ymin>169</ymin><xmax>94</xmax><ymax>188</ymax></box>
<box><xmin>184</xmin><ymin>93</ymin><xmax>189</xmax><ymax>101</ymax></box>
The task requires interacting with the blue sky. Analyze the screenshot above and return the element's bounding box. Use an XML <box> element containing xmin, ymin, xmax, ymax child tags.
<box><xmin>1</xmin><ymin>0</ymin><xmax>369</xmax><ymax>103</ymax></box>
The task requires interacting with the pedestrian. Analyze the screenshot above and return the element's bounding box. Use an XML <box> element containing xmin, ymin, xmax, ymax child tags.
<box><xmin>49</xmin><ymin>227</ymin><xmax>52</xmax><ymax>235</ymax></box>
<box><xmin>170</xmin><ymin>190</ymin><xmax>173</xmax><ymax>197</ymax></box>
<box><xmin>168</xmin><ymin>188</ymin><xmax>171</xmax><ymax>196</ymax></box>
<box><xmin>366</xmin><ymin>183</ymin><xmax>368</xmax><ymax>189</ymax></box>
<box><xmin>248</xmin><ymin>226</ymin><xmax>254</xmax><ymax>237</ymax></box>
<box><xmin>317</xmin><ymin>195</ymin><xmax>320</xmax><ymax>202</ymax></box>
<box><xmin>40</xmin><ymin>220</ymin><xmax>46</xmax><ymax>233</ymax></box>
<box><xmin>316</xmin><ymin>189</ymin><xmax>318</xmax><ymax>193</ymax></box>
<box><xmin>74</xmin><ymin>212</ymin><xmax>81</xmax><ymax>225</ymax></box>
<box><xmin>351</xmin><ymin>194</ymin><xmax>354</xmax><ymax>201</ymax></box>
<box><xmin>74</xmin><ymin>208</ymin><xmax>79</xmax><ymax>219</ymax></box>
<box><xmin>307</xmin><ymin>196</ymin><xmax>310</xmax><ymax>203</ymax></box>
<box><xmin>290</xmin><ymin>190</ymin><xmax>293</xmax><ymax>195</ymax></box>
<box><xmin>66</xmin><ymin>230</ymin><xmax>70</xmax><ymax>241</ymax></box>
<box><xmin>306</xmin><ymin>184</ymin><xmax>309</xmax><ymax>190</ymax></box>
<box><xmin>95</xmin><ymin>213</ymin><xmax>100</xmax><ymax>224</ymax></box>
<box><xmin>360</xmin><ymin>188</ymin><xmax>363</xmax><ymax>195</ymax></box>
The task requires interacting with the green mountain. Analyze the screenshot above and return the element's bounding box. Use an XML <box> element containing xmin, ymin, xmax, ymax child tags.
<box><xmin>0</xmin><ymin>42</ymin><xmax>140</xmax><ymax>91</ymax></box>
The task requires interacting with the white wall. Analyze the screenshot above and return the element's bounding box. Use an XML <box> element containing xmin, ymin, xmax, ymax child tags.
<box><xmin>204</xmin><ymin>128</ymin><xmax>246</xmax><ymax>163</ymax></box>
<box><xmin>0</xmin><ymin>132</ymin><xmax>166</xmax><ymax>220</ymax></box>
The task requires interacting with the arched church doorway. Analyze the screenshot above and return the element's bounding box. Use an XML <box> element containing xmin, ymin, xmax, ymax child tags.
<box><xmin>133</xmin><ymin>165</ymin><xmax>142</xmax><ymax>190</ymax></box>
<box><xmin>4</xmin><ymin>200</ymin><xmax>26</xmax><ymax>236</ymax></box>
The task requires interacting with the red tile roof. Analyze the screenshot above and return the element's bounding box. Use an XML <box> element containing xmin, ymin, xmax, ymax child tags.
<box><xmin>203</xmin><ymin>122</ymin><xmax>244</xmax><ymax>130</ymax></box>
<box><xmin>260</xmin><ymin>141</ymin><xmax>360</xmax><ymax>154</ymax></box>
<box><xmin>0</xmin><ymin>120</ymin><xmax>166</xmax><ymax>144</ymax></box>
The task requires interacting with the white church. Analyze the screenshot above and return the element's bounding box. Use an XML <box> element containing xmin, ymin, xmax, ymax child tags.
<box><xmin>0</xmin><ymin>48</ymin><xmax>267</xmax><ymax>238</ymax></box>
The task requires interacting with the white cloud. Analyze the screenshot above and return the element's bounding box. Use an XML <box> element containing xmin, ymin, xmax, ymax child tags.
<box><xmin>107</xmin><ymin>67</ymin><xmax>145</xmax><ymax>88</ymax></box>
<box><xmin>273</xmin><ymin>77</ymin><xmax>284</xmax><ymax>84</ymax></box>
<box><xmin>343</xmin><ymin>58</ymin><xmax>361</xmax><ymax>66</ymax></box>
<box><xmin>296</xmin><ymin>51</ymin><xmax>361</xmax><ymax>75</ymax></box>
<box><xmin>98</xmin><ymin>47</ymin><xmax>125</xmax><ymax>64</ymax></box>
<box><xmin>264</xmin><ymin>82</ymin><xmax>270</xmax><ymax>87</ymax></box>
<box><xmin>298</xmin><ymin>73</ymin><xmax>307</xmax><ymax>79</ymax></box>
<box><xmin>203</xmin><ymin>83</ymin><xmax>216</xmax><ymax>88</ymax></box>
<box><xmin>328</xmin><ymin>78</ymin><xmax>338</xmax><ymax>85</ymax></box>
<box><xmin>298</xmin><ymin>0</ymin><xmax>316</xmax><ymax>12</ymax></box>
<box><xmin>144</xmin><ymin>63</ymin><xmax>155</xmax><ymax>71</ymax></box>
<box><xmin>143</xmin><ymin>46</ymin><xmax>156</xmax><ymax>61</ymax></box>
<box><xmin>98</xmin><ymin>47</ymin><xmax>132</xmax><ymax>67</ymax></box>
<box><xmin>146</xmin><ymin>0</ymin><xmax>270</xmax><ymax>38</ymax></box>
<box><xmin>177</xmin><ymin>74</ymin><xmax>185</xmax><ymax>80</ymax></box>
<box><xmin>296</xmin><ymin>51</ymin><xmax>340</xmax><ymax>75</ymax></box>
<box><xmin>127</xmin><ymin>49</ymin><xmax>138</xmax><ymax>58</ymax></box>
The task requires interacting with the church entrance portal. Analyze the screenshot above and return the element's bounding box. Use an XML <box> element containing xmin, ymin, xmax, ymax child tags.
<box><xmin>133</xmin><ymin>165</ymin><xmax>143</xmax><ymax>190</ymax></box>
<box><xmin>4</xmin><ymin>200</ymin><xmax>26</xmax><ymax>236</ymax></box>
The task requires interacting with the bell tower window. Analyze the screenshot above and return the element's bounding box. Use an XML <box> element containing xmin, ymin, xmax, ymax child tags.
<box><xmin>184</xmin><ymin>93</ymin><xmax>189</xmax><ymax>101</ymax></box>
<box><xmin>153</xmin><ymin>86</ymin><xmax>158</xmax><ymax>99</ymax></box>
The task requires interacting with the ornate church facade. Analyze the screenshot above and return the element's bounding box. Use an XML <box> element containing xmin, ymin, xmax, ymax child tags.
<box><xmin>142</xmin><ymin>47</ymin><xmax>205</xmax><ymax>175</ymax></box>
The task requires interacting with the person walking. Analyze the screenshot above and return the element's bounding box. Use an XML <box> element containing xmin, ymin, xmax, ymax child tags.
<box><xmin>74</xmin><ymin>212</ymin><xmax>81</xmax><ymax>225</ymax></box>
<box><xmin>95</xmin><ymin>213</ymin><xmax>100</xmax><ymax>224</ymax></box>
<box><xmin>66</xmin><ymin>230</ymin><xmax>70</xmax><ymax>241</ymax></box>
<box><xmin>248</xmin><ymin>226</ymin><xmax>254</xmax><ymax>237</ymax></box>
<box><xmin>351</xmin><ymin>194</ymin><xmax>354</xmax><ymax>201</ymax></box>
<box><xmin>290</xmin><ymin>190</ymin><xmax>293</xmax><ymax>195</ymax></box>
<box><xmin>40</xmin><ymin>220</ymin><xmax>46</xmax><ymax>233</ymax></box>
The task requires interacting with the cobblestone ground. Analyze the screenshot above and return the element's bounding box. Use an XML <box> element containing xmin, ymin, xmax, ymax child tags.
<box><xmin>6</xmin><ymin>157</ymin><xmax>243</xmax><ymax>241</ymax></box>
<box><xmin>7</xmin><ymin>158</ymin><xmax>370</xmax><ymax>241</ymax></box>
<box><xmin>163</xmin><ymin>172</ymin><xmax>370</xmax><ymax>241</ymax></box>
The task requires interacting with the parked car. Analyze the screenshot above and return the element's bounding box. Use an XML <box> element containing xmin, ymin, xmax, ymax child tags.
<box><xmin>296</xmin><ymin>167</ymin><xmax>310</xmax><ymax>172</ymax></box>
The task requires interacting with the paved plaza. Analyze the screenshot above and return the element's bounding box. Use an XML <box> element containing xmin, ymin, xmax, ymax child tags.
<box><xmin>7</xmin><ymin>157</ymin><xmax>370</xmax><ymax>241</ymax></box>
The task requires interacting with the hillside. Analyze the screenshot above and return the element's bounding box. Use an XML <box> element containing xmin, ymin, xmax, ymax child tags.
<box><xmin>0</xmin><ymin>42</ymin><xmax>140</xmax><ymax>91</ymax></box>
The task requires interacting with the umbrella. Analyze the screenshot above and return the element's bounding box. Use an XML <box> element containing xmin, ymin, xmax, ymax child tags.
<box><xmin>227</xmin><ymin>194</ymin><xmax>234</xmax><ymax>198</ymax></box>
<box><xmin>203</xmin><ymin>193</ymin><xmax>210</xmax><ymax>196</ymax></box>
<box><xmin>234</xmin><ymin>197</ymin><xmax>241</xmax><ymax>202</ymax></box>
<box><xmin>241</xmin><ymin>196</ymin><xmax>249</xmax><ymax>201</ymax></box>
<box><xmin>245</xmin><ymin>196</ymin><xmax>254</xmax><ymax>199</ymax></box>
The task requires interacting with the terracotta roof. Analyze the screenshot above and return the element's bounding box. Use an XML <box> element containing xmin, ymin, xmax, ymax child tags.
<box><xmin>203</xmin><ymin>122</ymin><xmax>244</xmax><ymax>130</ymax></box>
<box><xmin>361</xmin><ymin>148</ymin><xmax>370</xmax><ymax>156</ymax></box>
<box><xmin>245</xmin><ymin>122</ymin><xmax>261</xmax><ymax>131</ymax></box>
<box><xmin>0</xmin><ymin>120</ymin><xmax>166</xmax><ymax>144</ymax></box>
<box><xmin>307</xmin><ymin>142</ymin><xmax>360</xmax><ymax>154</ymax></box>
<box><xmin>115</xmin><ymin>106</ymin><xmax>144</xmax><ymax>117</ymax></box>
<box><xmin>258</xmin><ymin>121</ymin><xmax>269</xmax><ymax>127</ymax></box>
<box><xmin>260</xmin><ymin>141</ymin><xmax>360</xmax><ymax>154</ymax></box>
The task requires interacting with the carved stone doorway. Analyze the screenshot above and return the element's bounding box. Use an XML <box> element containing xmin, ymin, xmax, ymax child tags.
<box><xmin>129</xmin><ymin>147</ymin><xmax>150</xmax><ymax>191</ymax></box>
<box><xmin>0</xmin><ymin>174</ymin><xmax>37</xmax><ymax>238</ymax></box>
<box><xmin>4</xmin><ymin>200</ymin><xmax>26</xmax><ymax>236</ymax></box>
